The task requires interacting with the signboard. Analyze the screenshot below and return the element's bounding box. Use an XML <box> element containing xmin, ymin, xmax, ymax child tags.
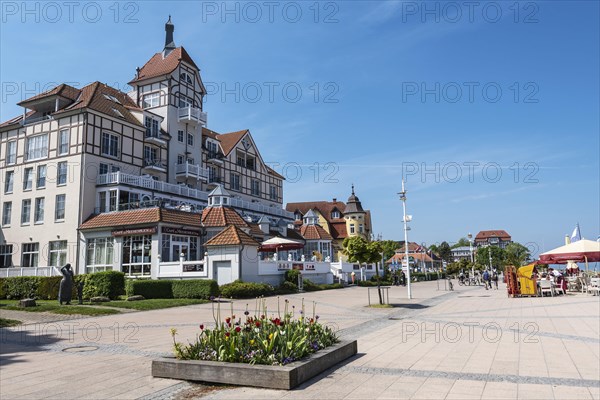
<box><xmin>292</xmin><ymin>263</ymin><xmax>304</xmax><ymax>271</ymax></box>
<box><xmin>162</xmin><ymin>227</ymin><xmax>201</xmax><ymax>236</ymax></box>
<box><xmin>277</xmin><ymin>263</ymin><xmax>291</xmax><ymax>271</ymax></box>
<box><xmin>112</xmin><ymin>227</ymin><xmax>157</xmax><ymax>237</ymax></box>
<box><xmin>305</xmin><ymin>264</ymin><xmax>315</xmax><ymax>271</ymax></box>
<box><xmin>183</xmin><ymin>264</ymin><xmax>204</xmax><ymax>272</ymax></box>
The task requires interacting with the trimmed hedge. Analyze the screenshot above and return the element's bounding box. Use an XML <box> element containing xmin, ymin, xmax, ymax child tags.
<box><xmin>219</xmin><ymin>281</ymin><xmax>275</xmax><ymax>299</ymax></box>
<box><xmin>172</xmin><ymin>280</ymin><xmax>219</xmax><ymax>299</ymax></box>
<box><xmin>126</xmin><ymin>280</ymin><xmax>173</xmax><ymax>299</ymax></box>
<box><xmin>83</xmin><ymin>271</ymin><xmax>125</xmax><ymax>300</ymax></box>
<box><xmin>303</xmin><ymin>279</ymin><xmax>345</xmax><ymax>292</ymax></box>
<box><xmin>125</xmin><ymin>279</ymin><xmax>219</xmax><ymax>299</ymax></box>
<box><xmin>0</xmin><ymin>272</ymin><xmax>119</xmax><ymax>300</ymax></box>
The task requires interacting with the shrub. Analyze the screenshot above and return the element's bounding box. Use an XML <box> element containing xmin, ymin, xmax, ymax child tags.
<box><xmin>83</xmin><ymin>271</ymin><xmax>125</xmax><ymax>300</ymax></box>
<box><xmin>36</xmin><ymin>276</ymin><xmax>63</xmax><ymax>300</ymax></box>
<box><xmin>219</xmin><ymin>281</ymin><xmax>275</xmax><ymax>299</ymax></box>
<box><xmin>318</xmin><ymin>283</ymin><xmax>344</xmax><ymax>290</ymax></box>
<box><xmin>3</xmin><ymin>277</ymin><xmax>38</xmax><ymax>299</ymax></box>
<box><xmin>126</xmin><ymin>279</ymin><xmax>173</xmax><ymax>299</ymax></box>
<box><xmin>276</xmin><ymin>281</ymin><xmax>298</xmax><ymax>294</ymax></box>
<box><xmin>284</xmin><ymin>269</ymin><xmax>301</xmax><ymax>284</ymax></box>
<box><xmin>0</xmin><ymin>278</ymin><xmax>5</xmax><ymax>299</ymax></box>
<box><xmin>357</xmin><ymin>280</ymin><xmax>392</xmax><ymax>287</ymax></box>
<box><xmin>302</xmin><ymin>278</ymin><xmax>321</xmax><ymax>292</ymax></box>
<box><xmin>172</xmin><ymin>280</ymin><xmax>219</xmax><ymax>299</ymax></box>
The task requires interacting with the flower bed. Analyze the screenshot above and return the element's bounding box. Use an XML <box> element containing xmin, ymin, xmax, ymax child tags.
<box><xmin>155</xmin><ymin>298</ymin><xmax>355</xmax><ymax>389</ymax></box>
<box><xmin>170</xmin><ymin>298</ymin><xmax>338</xmax><ymax>366</ymax></box>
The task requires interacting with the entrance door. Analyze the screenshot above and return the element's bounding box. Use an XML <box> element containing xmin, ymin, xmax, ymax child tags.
<box><xmin>214</xmin><ymin>261</ymin><xmax>232</xmax><ymax>285</ymax></box>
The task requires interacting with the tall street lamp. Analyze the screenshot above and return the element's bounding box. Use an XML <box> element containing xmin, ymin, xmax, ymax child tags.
<box><xmin>468</xmin><ymin>232</ymin><xmax>474</xmax><ymax>278</ymax></box>
<box><xmin>399</xmin><ymin>179</ymin><xmax>412</xmax><ymax>299</ymax></box>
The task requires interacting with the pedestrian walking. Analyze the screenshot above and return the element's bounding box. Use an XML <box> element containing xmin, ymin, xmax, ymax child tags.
<box><xmin>483</xmin><ymin>270</ymin><xmax>490</xmax><ymax>290</ymax></box>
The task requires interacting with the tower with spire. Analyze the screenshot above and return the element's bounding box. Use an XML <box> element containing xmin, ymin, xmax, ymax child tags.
<box><xmin>128</xmin><ymin>16</ymin><xmax>208</xmax><ymax>187</ymax></box>
<box><xmin>344</xmin><ymin>185</ymin><xmax>368</xmax><ymax>239</ymax></box>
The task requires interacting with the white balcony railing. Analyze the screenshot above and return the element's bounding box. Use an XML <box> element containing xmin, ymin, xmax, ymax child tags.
<box><xmin>178</xmin><ymin>106</ymin><xmax>207</xmax><ymax>125</ymax></box>
<box><xmin>97</xmin><ymin>172</ymin><xmax>208</xmax><ymax>201</ymax></box>
<box><xmin>175</xmin><ymin>163</ymin><xmax>209</xmax><ymax>180</ymax></box>
<box><xmin>97</xmin><ymin>172</ymin><xmax>293</xmax><ymax>219</ymax></box>
<box><xmin>0</xmin><ymin>266</ymin><xmax>61</xmax><ymax>278</ymax></box>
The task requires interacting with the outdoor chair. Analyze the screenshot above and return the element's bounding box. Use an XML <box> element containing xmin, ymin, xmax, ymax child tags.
<box><xmin>539</xmin><ymin>280</ymin><xmax>554</xmax><ymax>297</ymax></box>
<box><xmin>579</xmin><ymin>277</ymin><xmax>588</xmax><ymax>294</ymax></box>
<box><xmin>567</xmin><ymin>277</ymin><xmax>579</xmax><ymax>292</ymax></box>
<box><xmin>554</xmin><ymin>283</ymin><xmax>565</xmax><ymax>296</ymax></box>
<box><xmin>589</xmin><ymin>278</ymin><xmax>600</xmax><ymax>296</ymax></box>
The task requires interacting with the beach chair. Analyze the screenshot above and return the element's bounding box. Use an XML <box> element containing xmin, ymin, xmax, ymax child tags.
<box><xmin>589</xmin><ymin>278</ymin><xmax>600</xmax><ymax>296</ymax></box>
<box><xmin>539</xmin><ymin>280</ymin><xmax>553</xmax><ymax>297</ymax></box>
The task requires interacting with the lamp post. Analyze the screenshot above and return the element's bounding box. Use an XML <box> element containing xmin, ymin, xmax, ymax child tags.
<box><xmin>398</xmin><ymin>179</ymin><xmax>412</xmax><ymax>299</ymax></box>
<box><xmin>468</xmin><ymin>232</ymin><xmax>474</xmax><ymax>278</ymax></box>
<box><xmin>488</xmin><ymin>245</ymin><xmax>493</xmax><ymax>272</ymax></box>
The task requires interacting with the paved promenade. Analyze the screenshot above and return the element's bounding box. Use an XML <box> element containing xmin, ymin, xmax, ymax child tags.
<box><xmin>1</xmin><ymin>280</ymin><xmax>599</xmax><ymax>399</ymax></box>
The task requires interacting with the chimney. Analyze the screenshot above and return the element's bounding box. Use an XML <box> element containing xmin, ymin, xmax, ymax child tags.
<box><xmin>332</xmin><ymin>198</ymin><xmax>337</xmax><ymax>202</ymax></box>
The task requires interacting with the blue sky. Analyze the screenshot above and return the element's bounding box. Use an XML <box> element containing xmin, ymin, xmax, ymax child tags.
<box><xmin>1</xmin><ymin>1</ymin><xmax>598</xmax><ymax>255</ymax></box>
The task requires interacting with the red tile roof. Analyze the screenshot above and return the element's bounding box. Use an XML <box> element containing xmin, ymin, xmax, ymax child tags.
<box><xmin>201</xmin><ymin>206</ymin><xmax>249</xmax><ymax>228</ymax></box>
<box><xmin>17</xmin><ymin>83</ymin><xmax>81</xmax><ymax>106</ymax></box>
<box><xmin>79</xmin><ymin>208</ymin><xmax>202</xmax><ymax>230</ymax></box>
<box><xmin>218</xmin><ymin>130</ymin><xmax>248</xmax><ymax>156</ymax></box>
<box><xmin>206</xmin><ymin>225</ymin><xmax>259</xmax><ymax>247</ymax></box>
<box><xmin>129</xmin><ymin>47</ymin><xmax>199</xmax><ymax>84</ymax></box>
<box><xmin>475</xmin><ymin>230</ymin><xmax>511</xmax><ymax>240</ymax></box>
<box><xmin>387</xmin><ymin>252</ymin><xmax>435</xmax><ymax>264</ymax></box>
<box><xmin>300</xmin><ymin>225</ymin><xmax>333</xmax><ymax>240</ymax></box>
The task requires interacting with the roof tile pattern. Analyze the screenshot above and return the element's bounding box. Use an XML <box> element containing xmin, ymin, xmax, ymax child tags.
<box><xmin>300</xmin><ymin>225</ymin><xmax>333</xmax><ymax>240</ymax></box>
<box><xmin>201</xmin><ymin>206</ymin><xmax>249</xmax><ymax>228</ymax></box>
<box><xmin>206</xmin><ymin>225</ymin><xmax>259</xmax><ymax>247</ymax></box>
<box><xmin>79</xmin><ymin>208</ymin><xmax>203</xmax><ymax>230</ymax></box>
<box><xmin>475</xmin><ymin>230</ymin><xmax>511</xmax><ymax>240</ymax></box>
<box><xmin>129</xmin><ymin>47</ymin><xmax>199</xmax><ymax>83</ymax></box>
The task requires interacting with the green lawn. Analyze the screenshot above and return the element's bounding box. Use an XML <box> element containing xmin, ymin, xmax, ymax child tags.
<box><xmin>92</xmin><ymin>298</ymin><xmax>208</xmax><ymax>311</ymax></box>
<box><xmin>0</xmin><ymin>300</ymin><xmax>120</xmax><ymax>316</ymax></box>
<box><xmin>0</xmin><ymin>318</ymin><xmax>22</xmax><ymax>328</ymax></box>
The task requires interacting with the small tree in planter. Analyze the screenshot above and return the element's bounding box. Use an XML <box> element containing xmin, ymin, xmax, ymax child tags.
<box><xmin>343</xmin><ymin>237</ymin><xmax>384</xmax><ymax>305</ymax></box>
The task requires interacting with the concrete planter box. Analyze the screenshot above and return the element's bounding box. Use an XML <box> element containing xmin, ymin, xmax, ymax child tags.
<box><xmin>152</xmin><ymin>340</ymin><xmax>357</xmax><ymax>390</ymax></box>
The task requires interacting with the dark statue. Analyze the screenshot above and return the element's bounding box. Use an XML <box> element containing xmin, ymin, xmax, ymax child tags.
<box><xmin>59</xmin><ymin>264</ymin><xmax>74</xmax><ymax>305</ymax></box>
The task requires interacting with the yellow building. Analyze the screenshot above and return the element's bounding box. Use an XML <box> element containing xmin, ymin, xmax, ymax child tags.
<box><xmin>286</xmin><ymin>186</ymin><xmax>372</xmax><ymax>261</ymax></box>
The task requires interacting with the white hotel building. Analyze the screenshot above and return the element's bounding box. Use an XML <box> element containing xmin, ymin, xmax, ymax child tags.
<box><xmin>0</xmin><ymin>18</ymin><xmax>298</xmax><ymax>283</ymax></box>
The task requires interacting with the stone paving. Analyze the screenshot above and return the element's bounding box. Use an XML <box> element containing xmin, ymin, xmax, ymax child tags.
<box><xmin>1</xmin><ymin>280</ymin><xmax>599</xmax><ymax>400</ymax></box>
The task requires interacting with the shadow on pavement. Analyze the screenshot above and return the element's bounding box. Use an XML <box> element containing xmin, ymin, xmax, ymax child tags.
<box><xmin>387</xmin><ymin>303</ymin><xmax>430</xmax><ymax>310</ymax></box>
<box><xmin>292</xmin><ymin>353</ymin><xmax>366</xmax><ymax>390</ymax></box>
<box><xmin>0</xmin><ymin>324</ymin><xmax>65</xmax><ymax>367</ymax></box>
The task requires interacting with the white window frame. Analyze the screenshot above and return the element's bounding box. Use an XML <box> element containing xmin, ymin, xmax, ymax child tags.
<box><xmin>187</xmin><ymin>133</ymin><xmax>194</xmax><ymax>146</ymax></box>
<box><xmin>26</xmin><ymin>133</ymin><xmax>49</xmax><ymax>161</ymax></box>
<box><xmin>0</xmin><ymin>244</ymin><xmax>13</xmax><ymax>268</ymax></box>
<box><xmin>251</xmin><ymin>179</ymin><xmax>260</xmax><ymax>196</ymax></box>
<box><xmin>57</xmin><ymin>162</ymin><xmax>68</xmax><ymax>186</ymax></box>
<box><xmin>55</xmin><ymin>194</ymin><xmax>66</xmax><ymax>221</ymax></box>
<box><xmin>86</xmin><ymin>237</ymin><xmax>115</xmax><ymax>273</ymax></box>
<box><xmin>350</xmin><ymin>224</ymin><xmax>355</xmax><ymax>234</ymax></box>
<box><xmin>6</xmin><ymin>141</ymin><xmax>16</xmax><ymax>165</ymax></box>
<box><xmin>177</xmin><ymin>130</ymin><xmax>184</xmax><ymax>142</ymax></box>
<box><xmin>58</xmin><ymin>129</ymin><xmax>69</xmax><ymax>155</ymax></box>
<box><xmin>49</xmin><ymin>240</ymin><xmax>67</xmax><ymax>267</ymax></box>
<box><xmin>34</xmin><ymin>197</ymin><xmax>44</xmax><ymax>224</ymax></box>
<box><xmin>4</xmin><ymin>171</ymin><xmax>14</xmax><ymax>193</ymax></box>
<box><xmin>101</xmin><ymin>132</ymin><xmax>120</xmax><ymax>158</ymax></box>
<box><xmin>142</xmin><ymin>92</ymin><xmax>160</xmax><ymax>108</ymax></box>
<box><xmin>2</xmin><ymin>202</ymin><xmax>12</xmax><ymax>226</ymax></box>
<box><xmin>23</xmin><ymin>167</ymin><xmax>33</xmax><ymax>190</ymax></box>
<box><xmin>21</xmin><ymin>242</ymin><xmax>39</xmax><ymax>268</ymax></box>
<box><xmin>230</xmin><ymin>173</ymin><xmax>240</xmax><ymax>191</ymax></box>
<box><xmin>37</xmin><ymin>165</ymin><xmax>46</xmax><ymax>188</ymax></box>
<box><xmin>269</xmin><ymin>185</ymin><xmax>277</xmax><ymax>201</ymax></box>
<box><xmin>21</xmin><ymin>199</ymin><xmax>31</xmax><ymax>225</ymax></box>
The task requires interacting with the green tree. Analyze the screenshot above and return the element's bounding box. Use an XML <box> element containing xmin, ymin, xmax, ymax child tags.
<box><xmin>437</xmin><ymin>241</ymin><xmax>452</xmax><ymax>263</ymax></box>
<box><xmin>452</xmin><ymin>237</ymin><xmax>471</xmax><ymax>249</ymax></box>
<box><xmin>380</xmin><ymin>240</ymin><xmax>399</xmax><ymax>261</ymax></box>
<box><xmin>343</xmin><ymin>237</ymin><xmax>385</xmax><ymax>304</ymax></box>
<box><xmin>475</xmin><ymin>246</ymin><xmax>505</xmax><ymax>271</ymax></box>
<box><xmin>503</xmin><ymin>242</ymin><xmax>531</xmax><ymax>268</ymax></box>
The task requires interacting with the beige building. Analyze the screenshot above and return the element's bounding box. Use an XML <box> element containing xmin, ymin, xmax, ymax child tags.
<box><xmin>0</xmin><ymin>18</ymin><xmax>292</xmax><ymax>276</ymax></box>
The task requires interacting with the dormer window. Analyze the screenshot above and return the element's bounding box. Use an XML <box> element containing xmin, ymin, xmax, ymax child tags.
<box><xmin>180</xmin><ymin>72</ymin><xmax>193</xmax><ymax>85</ymax></box>
<box><xmin>295</xmin><ymin>213</ymin><xmax>302</xmax><ymax>221</ymax></box>
<box><xmin>331</xmin><ymin>210</ymin><xmax>340</xmax><ymax>219</ymax></box>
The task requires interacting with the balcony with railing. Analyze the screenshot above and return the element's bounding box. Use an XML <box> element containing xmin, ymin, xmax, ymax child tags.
<box><xmin>178</xmin><ymin>106</ymin><xmax>207</xmax><ymax>126</ymax></box>
<box><xmin>145</xmin><ymin>128</ymin><xmax>167</xmax><ymax>146</ymax></box>
<box><xmin>97</xmin><ymin>172</ymin><xmax>208</xmax><ymax>202</ymax></box>
<box><xmin>175</xmin><ymin>163</ymin><xmax>209</xmax><ymax>181</ymax></box>
<box><xmin>143</xmin><ymin>158</ymin><xmax>167</xmax><ymax>172</ymax></box>
<box><xmin>96</xmin><ymin>172</ymin><xmax>293</xmax><ymax>219</ymax></box>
